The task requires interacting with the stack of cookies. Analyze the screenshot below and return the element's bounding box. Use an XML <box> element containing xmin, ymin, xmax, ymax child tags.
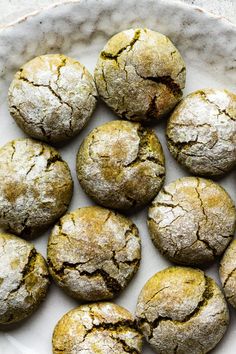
<box><xmin>0</xmin><ymin>28</ymin><xmax>235</xmax><ymax>354</ymax></box>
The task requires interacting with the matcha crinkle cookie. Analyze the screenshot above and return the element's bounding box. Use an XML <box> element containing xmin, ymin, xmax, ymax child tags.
<box><xmin>220</xmin><ymin>240</ymin><xmax>236</xmax><ymax>309</ymax></box>
<box><xmin>8</xmin><ymin>54</ymin><xmax>97</xmax><ymax>144</ymax></box>
<box><xmin>136</xmin><ymin>267</ymin><xmax>229</xmax><ymax>354</ymax></box>
<box><xmin>94</xmin><ymin>28</ymin><xmax>186</xmax><ymax>122</ymax></box>
<box><xmin>148</xmin><ymin>177</ymin><xmax>236</xmax><ymax>265</ymax></box>
<box><xmin>47</xmin><ymin>206</ymin><xmax>141</xmax><ymax>301</ymax></box>
<box><xmin>0</xmin><ymin>138</ymin><xmax>73</xmax><ymax>238</ymax></box>
<box><xmin>76</xmin><ymin>120</ymin><xmax>165</xmax><ymax>210</ymax></box>
<box><xmin>167</xmin><ymin>88</ymin><xmax>236</xmax><ymax>176</ymax></box>
<box><xmin>52</xmin><ymin>302</ymin><xmax>143</xmax><ymax>354</ymax></box>
<box><xmin>0</xmin><ymin>232</ymin><xmax>50</xmax><ymax>325</ymax></box>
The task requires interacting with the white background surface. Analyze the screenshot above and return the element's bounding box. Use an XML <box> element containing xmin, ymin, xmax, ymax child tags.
<box><xmin>0</xmin><ymin>1</ymin><xmax>236</xmax><ymax>354</ymax></box>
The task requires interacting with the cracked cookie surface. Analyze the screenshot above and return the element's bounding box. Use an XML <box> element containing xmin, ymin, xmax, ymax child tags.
<box><xmin>148</xmin><ymin>177</ymin><xmax>236</xmax><ymax>265</ymax></box>
<box><xmin>8</xmin><ymin>54</ymin><xmax>97</xmax><ymax>144</ymax></box>
<box><xmin>76</xmin><ymin>120</ymin><xmax>165</xmax><ymax>210</ymax></box>
<box><xmin>94</xmin><ymin>28</ymin><xmax>186</xmax><ymax>122</ymax></box>
<box><xmin>52</xmin><ymin>302</ymin><xmax>143</xmax><ymax>354</ymax></box>
<box><xmin>0</xmin><ymin>232</ymin><xmax>50</xmax><ymax>325</ymax></box>
<box><xmin>0</xmin><ymin>138</ymin><xmax>73</xmax><ymax>239</ymax></box>
<box><xmin>135</xmin><ymin>266</ymin><xmax>229</xmax><ymax>354</ymax></box>
<box><xmin>220</xmin><ymin>240</ymin><xmax>236</xmax><ymax>309</ymax></box>
<box><xmin>166</xmin><ymin>89</ymin><xmax>236</xmax><ymax>176</ymax></box>
<box><xmin>47</xmin><ymin>206</ymin><xmax>141</xmax><ymax>301</ymax></box>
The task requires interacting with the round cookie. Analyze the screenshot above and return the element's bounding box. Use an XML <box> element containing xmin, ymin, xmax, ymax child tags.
<box><xmin>0</xmin><ymin>232</ymin><xmax>50</xmax><ymax>325</ymax></box>
<box><xmin>0</xmin><ymin>138</ymin><xmax>73</xmax><ymax>239</ymax></box>
<box><xmin>220</xmin><ymin>240</ymin><xmax>236</xmax><ymax>309</ymax></box>
<box><xmin>94</xmin><ymin>28</ymin><xmax>186</xmax><ymax>122</ymax></box>
<box><xmin>76</xmin><ymin>120</ymin><xmax>165</xmax><ymax>210</ymax></box>
<box><xmin>136</xmin><ymin>267</ymin><xmax>229</xmax><ymax>354</ymax></box>
<box><xmin>148</xmin><ymin>177</ymin><xmax>236</xmax><ymax>266</ymax></box>
<box><xmin>8</xmin><ymin>54</ymin><xmax>97</xmax><ymax>144</ymax></box>
<box><xmin>52</xmin><ymin>302</ymin><xmax>143</xmax><ymax>354</ymax></box>
<box><xmin>166</xmin><ymin>89</ymin><xmax>236</xmax><ymax>176</ymax></box>
<box><xmin>47</xmin><ymin>206</ymin><xmax>141</xmax><ymax>301</ymax></box>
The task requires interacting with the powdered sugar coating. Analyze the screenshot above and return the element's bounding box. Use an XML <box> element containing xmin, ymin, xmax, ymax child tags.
<box><xmin>167</xmin><ymin>89</ymin><xmax>236</xmax><ymax>176</ymax></box>
<box><xmin>94</xmin><ymin>28</ymin><xmax>186</xmax><ymax>122</ymax></box>
<box><xmin>0</xmin><ymin>138</ymin><xmax>73</xmax><ymax>238</ymax></box>
<box><xmin>8</xmin><ymin>54</ymin><xmax>97</xmax><ymax>144</ymax></box>
<box><xmin>0</xmin><ymin>232</ymin><xmax>49</xmax><ymax>325</ymax></box>
<box><xmin>148</xmin><ymin>177</ymin><xmax>236</xmax><ymax>265</ymax></box>
<box><xmin>76</xmin><ymin>120</ymin><xmax>165</xmax><ymax>210</ymax></box>
<box><xmin>47</xmin><ymin>206</ymin><xmax>141</xmax><ymax>301</ymax></box>
<box><xmin>53</xmin><ymin>302</ymin><xmax>143</xmax><ymax>354</ymax></box>
<box><xmin>136</xmin><ymin>267</ymin><xmax>229</xmax><ymax>354</ymax></box>
<box><xmin>220</xmin><ymin>240</ymin><xmax>236</xmax><ymax>309</ymax></box>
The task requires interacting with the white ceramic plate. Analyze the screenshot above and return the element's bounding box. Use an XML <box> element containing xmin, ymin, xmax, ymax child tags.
<box><xmin>0</xmin><ymin>0</ymin><xmax>235</xmax><ymax>353</ymax></box>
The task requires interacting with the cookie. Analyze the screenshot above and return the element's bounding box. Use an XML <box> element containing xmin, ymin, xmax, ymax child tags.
<box><xmin>148</xmin><ymin>177</ymin><xmax>236</xmax><ymax>265</ymax></box>
<box><xmin>0</xmin><ymin>138</ymin><xmax>73</xmax><ymax>238</ymax></box>
<box><xmin>166</xmin><ymin>89</ymin><xmax>236</xmax><ymax>176</ymax></box>
<box><xmin>76</xmin><ymin>120</ymin><xmax>165</xmax><ymax>210</ymax></box>
<box><xmin>8</xmin><ymin>54</ymin><xmax>97</xmax><ymax>144</ymax></box>
<box><xmin>136</xmin><ymin>266</ymin><xmax>229</xmax><ymax>354</ymax></box>
<box><xmin>220</xmin><ymin>240</ymin><xmax>236</xmax><ymax>309</ymax></box>
<box><xmin>94</xmin><ymin>28</ymin><xmax>186</xmax><ymax>122</ymax></box>
<box><xmin>52</xmin><ymin>302</ymin><xmax>143</xmax><ymax>354</ymax></box>
<box><xmin>0</xmin><ymin>232</ymin><xmax>50</xmax><ymax>325</ymax></box>
<box><xmin>47</xmin><ymin>206</ymin><xmax>141</xmax><ymax>301</ymax></box>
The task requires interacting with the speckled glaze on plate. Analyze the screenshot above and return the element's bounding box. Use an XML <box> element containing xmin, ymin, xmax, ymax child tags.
<box><xmin>0</xmin><ymin>1</ymin><xmax>235</xmax><ymax>353</ymax></box>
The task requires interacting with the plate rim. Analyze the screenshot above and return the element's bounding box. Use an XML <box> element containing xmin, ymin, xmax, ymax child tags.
<box><xmin>0</xmin><ymin>0</ymin><xmax>236</xmax><ymax>33</ymax></box>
